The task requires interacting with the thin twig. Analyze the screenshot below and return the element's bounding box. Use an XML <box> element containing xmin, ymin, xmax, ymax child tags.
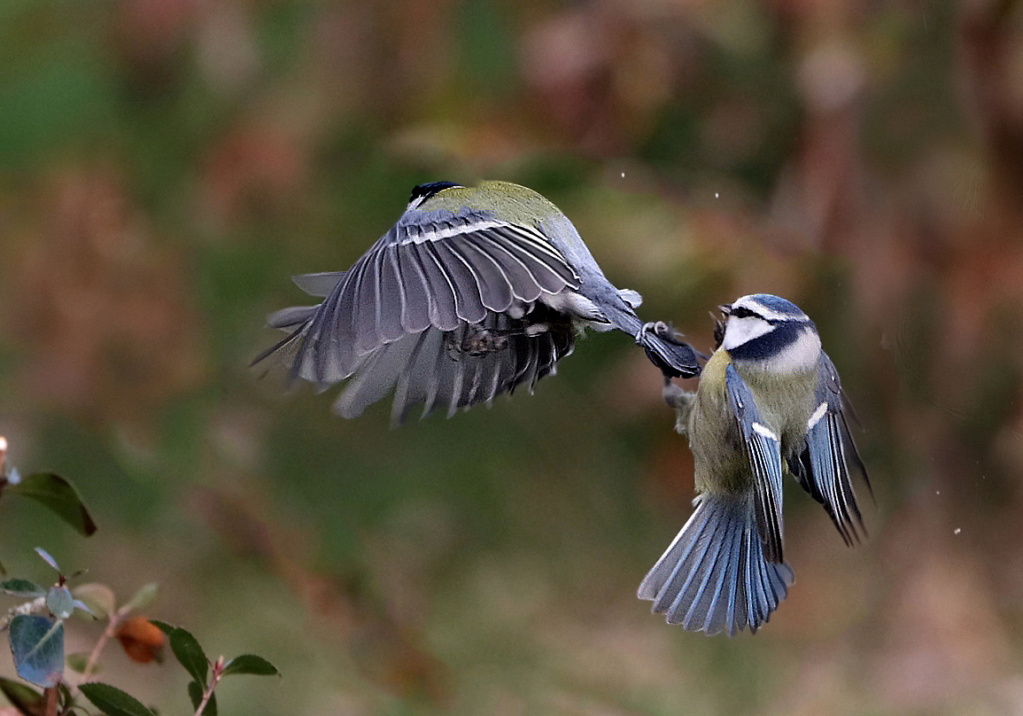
<box><xmin>81</xmin><ymin>604</ymin><xmax>132</xmax><ymax>682</ymax></box>
<box><xmin>194</xmin><ymin>656</ymin><xmax>225</xmax><ymax>716</ymax></box>
<box><xmin>43</xmin><ymin>685</ymin><xmax>58</xmax><ymax>716</ymax></box>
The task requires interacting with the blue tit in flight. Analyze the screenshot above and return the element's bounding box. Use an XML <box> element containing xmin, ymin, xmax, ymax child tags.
<box><xmin>639</xmin><ymin>293</ymin><xmax>870</xmax><ymax>635</ymax></box>
<box><xmin>257</xmin><ymin>180</ymin><xmax>699</xmax><ymax>425</ymax></box>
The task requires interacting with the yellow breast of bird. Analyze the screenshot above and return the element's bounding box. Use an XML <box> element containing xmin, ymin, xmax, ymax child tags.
<box><xmin>688</xmin><ymin>350</ymin><xmax>748</xmax><ymax>493</ymax></box>
<box><xmin>687</xmin><ymin>349</ymin><xmax>818</xmax><ymax>495</ymax></box>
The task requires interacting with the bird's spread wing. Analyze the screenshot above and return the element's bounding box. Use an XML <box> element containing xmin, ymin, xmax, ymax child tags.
<box><xmin>724</xmin><ymin>364</ymin><xmax>785</xmax><ymax>564</ymax></box>
<box><xmin>270</xmin><ymin>207</ymin><xmax>581</xmax><ymax>386</ymax></box>
<box><xmin>789</xmin><ymin>353</ymin><xmax>870</xmax><ymax>545</ymax></box>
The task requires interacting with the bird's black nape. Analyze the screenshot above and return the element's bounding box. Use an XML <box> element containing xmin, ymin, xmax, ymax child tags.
<box><xmin>409</xmin><ymin>181</ymin><xmax>461</xmax><ymax>205</ymax></box>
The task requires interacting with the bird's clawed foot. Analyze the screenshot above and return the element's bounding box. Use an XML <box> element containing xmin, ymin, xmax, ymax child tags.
<box><xmin>661</xmin><ymin>376</ymin><xmax>696</xmax><ymax>431</ymax></box>
<box><xmin>637</xmin><ymin>321</ymin><xmax>687</xmax><ymax>346</ymax></box>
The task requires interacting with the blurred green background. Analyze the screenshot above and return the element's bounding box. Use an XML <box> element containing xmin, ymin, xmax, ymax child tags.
<box><xmin>2</xmin><ymin>0</ymin><xmax>1023</xmax><ymax>713</ymax></box>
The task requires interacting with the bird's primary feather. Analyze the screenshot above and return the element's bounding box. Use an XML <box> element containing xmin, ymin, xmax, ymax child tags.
<box><xmin>788</xmin><ymin>353</ymin><xmax>871</xmax><ymax>545</ymax></box>
<box><xmin>724</xmin><ymin>363</ymin><xmax>785</xmax><ymax>564</ymax></box>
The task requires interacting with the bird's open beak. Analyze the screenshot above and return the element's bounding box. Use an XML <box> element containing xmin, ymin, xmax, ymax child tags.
<box><xmin>718</xmin><ymin>304</ymin><xmax>732</xmax><ymax>316</ymax></box>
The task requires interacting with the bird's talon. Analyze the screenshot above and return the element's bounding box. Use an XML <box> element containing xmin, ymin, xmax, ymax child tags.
<box><xmin>653</xmin><ymin>320</ymin><xmax>686</xmax><ymax>345</ymax></box>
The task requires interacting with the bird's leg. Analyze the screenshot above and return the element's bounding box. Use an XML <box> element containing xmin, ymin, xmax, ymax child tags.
<box><xmin>445</xmin><ymin>325</ymin><xmax>510</xmax><ymax>358</ymax></box>
<box><xmin>662</xmin><ymin>377</ymin><xmax>696</xmax><ymax>435</ymax></box>
<box><xmin>639</xmin><ymin>320</ymin><xmax>711</xmax><ymax>365</ymax></box>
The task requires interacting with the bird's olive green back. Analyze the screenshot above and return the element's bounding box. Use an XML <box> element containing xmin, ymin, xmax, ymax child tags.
<box><xmin>426</xmin><ymin>181</ymin><xmax>564</xmax><ymax>225</ymax></box>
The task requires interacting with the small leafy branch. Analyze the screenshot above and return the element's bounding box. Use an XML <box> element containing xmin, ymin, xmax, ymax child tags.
<box><xmin>0</xmin><ymin>437</ymin><xmax>280</xmax><ymax>715</ymax></box>
<box><xmin>77</xmin><ymin>622</ymin><xmax>280</xmax><ymax>716</ymax></box>
<box><xmin>0</xmin><ymin>437</ymin><xmax>97</xmax><ymax>551</ymax></box>
<box><xmin>1</xmin><ymin>549</ymin><xmax>95</xmax><ymax>688</ymax></box>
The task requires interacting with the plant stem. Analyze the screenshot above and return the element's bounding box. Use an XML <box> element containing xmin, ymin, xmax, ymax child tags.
<box><xmin>194</xmin><ymin>657</ymin><xmax>225</xmax><ymax>716</ymax></box>
<box><xmin>82</xmin><ymin>605</ymin><xmax>130</xmax><ymax>682</ymax></box>
<box><xmin>43</xmin><ymin>685</ymin><xmax>57</xmax><ymax>716</ymax></box>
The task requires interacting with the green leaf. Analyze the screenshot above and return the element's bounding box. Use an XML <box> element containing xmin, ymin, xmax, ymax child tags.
<box><xmin>9</xmin><ymin>615</ymin><xmax>64</xmax><ymax>688</ymax></box>
<box><xmin>123</xmin><ymin>583</ymin><xmax>159</xmax><ymax>613</ymax></box>
<box><xmin>79</xmin><ymin>683</ymin><xmax>155</xmax><ymax>716</ymax></box>
<box><xmin>187</xmin><ymin>681</ymin><xmax>202</xmax><ymax>711</ymax></box>
<box><xmin>71</xmin><ymin>599</ymin><xmax>97</xmax><ymax>619</ymax></box>
<box><xmin>222</xmin><ymin>654</ymin><xmax>280</xmax><ymax>677</ymax></box>
<box><xmin>0</xmin><ymin>579</ymin><xmax>45</xmax><ymax>597</ymax></box>
<box><xmin>10</xmin><ymin>474</ymin><xmax>97</xmax><ymax>537</ymax></box>
<box><xmin>72</xmin><ymin>584</ymin><xmax>116</xmax><ymax>620</ymax></box>
<box><xmin>186</xmin><ymin>683</ymin><xmax>201</xmax><ymax>711</ymax></box>
<box><xmin>33</xmin><ymin>548</ymin><xmax>59</xmax><ymax>573</ymax></box>
<box><xmin>205</xmin><ymin>690</ymin><xmax>218</xmax><ymax>716</ymax></box>
<box><xmin>56</xmin><ymin>682</ymin><xmax>73</xmax><ymax>709</ymax></box>
<box><xmin>65</xmin><ymin>652</ymin><xmax>92</xmax><ymax>674</ymax></box>
<box><xmin>45</xmin><ymin>585</ymin><xmax>74</xmax><ymax>620</ymax></box>
<box><xmin>167</xmin><ymin>627</ymin><xmax>209</xmax><ymax>686</ymax></box>
<box><xmin>187</xmin><ymin>680</ymin><xmax>218</xmax><ymax>716</ymax></box>
<box><xmin>148</xmin><ymin>619</ymin><xmax>174</xmax><ymax>635</ymax></box>
<box><xmin>0</xmin><ymin>676</ymin><xmax>45</xmax><ymax>715</ymax></box>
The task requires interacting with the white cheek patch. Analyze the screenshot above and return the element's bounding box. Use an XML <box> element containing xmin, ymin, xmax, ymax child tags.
<box><xmin>767</xmin><ymin>327</ymin><xmax>822</xmax><ymax>373</ymax></box>
<box><xmin>722</xmin><ymin>316</ymin><xmax>773</xmax><ymax>350</ymax></box>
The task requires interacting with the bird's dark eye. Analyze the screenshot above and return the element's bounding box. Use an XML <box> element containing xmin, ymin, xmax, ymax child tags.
<box><xmin>409</xmin><ymin>181</ymin><xmax>461</xmax><ymax>205</ymax></box>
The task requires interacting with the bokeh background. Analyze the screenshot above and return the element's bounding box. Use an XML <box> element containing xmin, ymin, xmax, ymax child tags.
<box><xmin>2</xmin><ymin>0</ymin><xmax>1022</xmax><ymax>713</ymax></box>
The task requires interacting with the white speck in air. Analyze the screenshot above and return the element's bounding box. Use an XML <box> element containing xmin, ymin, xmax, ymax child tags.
<box><xmin>715</xmin><ymin>192</ymin><xmax>720</xmax><ymax>198</ymax></box>
<box><xmin>954</xmin><ymin>528</ymin><xmax>961</xmax><ymax>535</ymax></box>
<box><xmin>620</xmin><ymin>172</ymin><xmax>625</xmax><ymax>178</ymax></box>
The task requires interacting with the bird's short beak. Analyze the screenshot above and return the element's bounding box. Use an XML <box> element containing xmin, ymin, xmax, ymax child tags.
<box><xmin>718</xmin><ymin>304</ymin><xmax>732</xmax><ymax>316</ymax></box>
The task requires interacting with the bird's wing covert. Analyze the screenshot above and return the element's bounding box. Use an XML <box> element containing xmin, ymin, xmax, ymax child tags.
<box><xmin>724</xmin><ymin>363</ymin><xmax>785</xmax><ymax>563</ymax></box>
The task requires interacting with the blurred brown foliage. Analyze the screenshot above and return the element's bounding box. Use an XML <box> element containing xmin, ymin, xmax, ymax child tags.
<box><xmin>1</xmin><ymin>0</ymin><xmax>1023</xmax><ymax>714</ymax></box>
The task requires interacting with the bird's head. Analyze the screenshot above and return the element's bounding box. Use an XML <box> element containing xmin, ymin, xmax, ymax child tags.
<box><xmin>718</xmin><ymin>294</ymin><xmax>820</xmax><ymax>372</ymax></box>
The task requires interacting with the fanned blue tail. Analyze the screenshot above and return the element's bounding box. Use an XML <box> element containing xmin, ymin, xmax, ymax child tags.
<box><xmin>638</xmin><ymin>492</ymin><xmax>794</xmax><ymax>636</ymax></box>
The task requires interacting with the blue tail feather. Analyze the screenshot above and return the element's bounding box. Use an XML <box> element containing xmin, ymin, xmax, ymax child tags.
<box><xmin>638</xmin><ymin>492</ymin><xmax>794</xmax><ymax>636</ymax></box>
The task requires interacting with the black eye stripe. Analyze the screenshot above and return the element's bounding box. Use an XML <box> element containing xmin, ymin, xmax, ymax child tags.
<box><xmin>729</xmin><ymin>306</ymin><xmax>759</xmax><ymax>319</ymax></box>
